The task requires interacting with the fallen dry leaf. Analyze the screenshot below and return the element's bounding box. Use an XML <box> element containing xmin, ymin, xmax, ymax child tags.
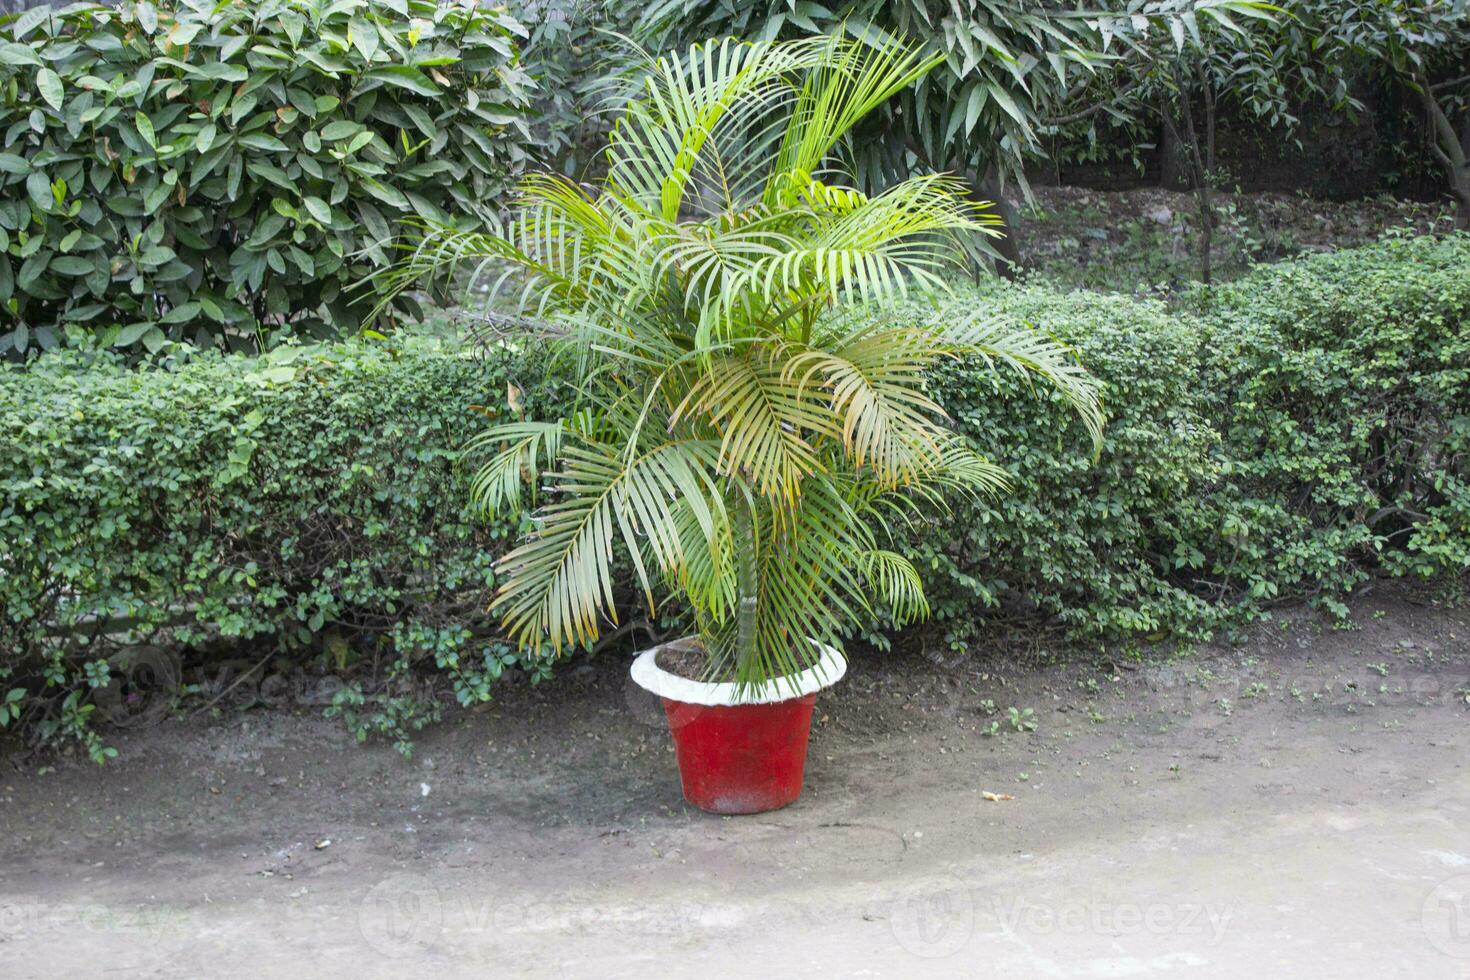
<box><xmin>981</xmin><ymin>791</ymin><xmax>1015</xmax><ymax>802</ymax></box>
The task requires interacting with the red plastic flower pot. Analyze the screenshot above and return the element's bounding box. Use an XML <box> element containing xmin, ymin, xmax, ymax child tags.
<box><xmin>659</xmin><ymin>694</ymin><xmax>817</xmax><ymax>814</ymax></box>
<box><xmin>630</xmin><ymin>640</ymin><xmax>847</xmax><ymax>815</ymax></box>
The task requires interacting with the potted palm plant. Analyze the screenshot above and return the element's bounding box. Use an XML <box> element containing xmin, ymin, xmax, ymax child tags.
<box><xmin>378</xmin><ymin>34</ymin><xmax>1103</xmax><ymax>813</ymax></box>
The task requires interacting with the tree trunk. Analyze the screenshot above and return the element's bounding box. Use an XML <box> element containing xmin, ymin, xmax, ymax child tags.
<box><xmin>971</xmin><ymin>168</ymin><xmax>1023</xmax><ymax>280</ymax></box>
<box><xmin>1453</xmin><ymin>169</ymin><xmax>1470</xmax><ymax>231</ymax></box>
<box><xmin>1449</xmin><ymin>139</ymin><xmax>1470</xmax><ymax>230</ymax></box>
<box><xmin>1200</xmin><ymin>73</ymin><xmax>1217</xmax><ymax>282</ymax></box>
<box><xmin>1167</xmin><ymin>71</ymin><xmax>1214</xmax><ymax>285</ymax></box>
<box><xmin>1204</xmin><ymin>75</ymin><xmax>1217</xmax><ymax>177</ymax></box>
<box><xmin>1158</xmin><ymin>98</ymin><xmax>1189</xmax><ymax>191</ymax></box>
<box><xmin>1412</xmin><ymin>73</ymin><xmax>1470</xmax><ymax>230</ymax></box>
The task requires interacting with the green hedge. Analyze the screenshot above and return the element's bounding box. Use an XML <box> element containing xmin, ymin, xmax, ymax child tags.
<box><xmin>3</xmin><ymin>235</ymin><xmax>1467</xmax><ymax>756</ymax></box>
<box><xmin>895</xmin><ymin>285</ymin><xmax>1220</xmax><ymax>651</ymax></box>
<box><xmin>902</xmin><ymin>234</ymin><xmax>1470</xmax><ymax>651</ymax></box>
<box><xmin>0</xmin><ymin>0</ymin><xmax>535</xmax><ymax>355</ymax></box>
<box><xmin>1195</xmin><ymin>233</ymin><xmax>1470</xmax><ymax>603</ymax></box>
<box><xmin>0</xmin><ymin>336</ymin><xmax>568</xmax><ymax>757</ymax></box>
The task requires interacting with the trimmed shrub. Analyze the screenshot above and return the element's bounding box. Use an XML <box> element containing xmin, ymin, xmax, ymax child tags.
<box><xmin>898</xmin><ymin>234</ymin><xmax>1470</xmax><ymax>653</ymax></box>
<box><xmin>1193</xmin><ymin>233</ymin><xmax>1470</xmax><ymax>608</ymax></box>
<box><xmin>894</xmin><ymin>285</ymin><xmax>1222</xmax><ymax>652</ymax></box>
<box><xmin>0</xmin><ymin>335</ymin><xmax>569</xmax><ymax>757</ymax></box>
<box><xmin>0</xmin><ymin>0</ymin><xmax>535</xmax><ymax>355</ymax></box>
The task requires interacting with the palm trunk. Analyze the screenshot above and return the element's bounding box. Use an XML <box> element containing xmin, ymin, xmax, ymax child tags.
<box><xmin>731</xmin><ymin>487</ymin><xmax>759</xmax><ymax>677</ymax></box>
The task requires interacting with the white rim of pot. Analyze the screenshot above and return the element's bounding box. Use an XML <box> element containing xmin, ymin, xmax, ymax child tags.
<box><xmin>629</xmin><ymin>638</ymin><xmax>847</xmax><ymax>707</ymax></box>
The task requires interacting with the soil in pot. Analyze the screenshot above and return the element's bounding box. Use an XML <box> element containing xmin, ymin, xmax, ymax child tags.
<box><xmin>653</xmin><ymin>638</ymin><xmax>820</xmax><ymax>685</ymax></box>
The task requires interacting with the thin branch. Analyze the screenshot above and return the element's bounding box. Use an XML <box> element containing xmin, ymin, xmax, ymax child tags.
<box><xmin>190</xmin><ymin>651</ymin><xmax>274</xmax><ymax>718</ymax></box>
<box><xmin>588</xmin><ymin>618</ymin><xmax>665</xmax><ymax>655</ymax></box>
<box><xmin>1429</xmin><ymin>74</ymin><xmax>1470</xmax><ymax>93</ymax></box>
<box><xmin>1427</xmin><ymin>139</ymin><xmax>1455</xmax><ymax>171</ymax></box>
<box><xmin>1044</xmin><ymin>78</ymin><xmax>1143</xmax><ymax>126</ymax></box>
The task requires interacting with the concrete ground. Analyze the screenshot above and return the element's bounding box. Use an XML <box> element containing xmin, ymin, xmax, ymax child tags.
<box><xmin>2</xmin><ymin>587</ymin><xmax>1468</xmax><ymax>978</ymax></box>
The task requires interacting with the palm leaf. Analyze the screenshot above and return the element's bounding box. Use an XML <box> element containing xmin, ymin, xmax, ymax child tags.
<box><xmin>675</xmin><ymin>348</ymin><xmax>840</xmax><ymax>500</ymax></box>
<box><xmin>464</xmin><ymin>420</ymin><xmax>572</xmax><ymax>517</ymax></box>
<box><xmin>492</xmin><ymin>439</ymin><xmax>724</xmax><ymax>649</ymax></box>
<box><xmin>941</xmin><ymin>308</ymin><xmax>1106</xmax><ymax>458</ymax></box>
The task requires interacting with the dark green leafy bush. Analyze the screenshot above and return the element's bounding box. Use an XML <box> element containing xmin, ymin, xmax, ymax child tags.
<box><xmin>0</xmin><ymin>0</ymin><xmax>534</xmax><ymax>355</ymax></box>
<box><xmin>511</xmin><ymin>0</ymin><xmax>639</xmax><ymax>177</ymax></box>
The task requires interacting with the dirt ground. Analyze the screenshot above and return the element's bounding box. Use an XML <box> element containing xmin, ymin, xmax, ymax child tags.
<box><xmin>2</xmin><ymin>584</ymin><xmax>1468</xmax><ymax>979</ymax></box>
<box><xmin>1017</xmin><ymin>185</ymin><xmax>1459</xmax><ymax>291</ymax></box>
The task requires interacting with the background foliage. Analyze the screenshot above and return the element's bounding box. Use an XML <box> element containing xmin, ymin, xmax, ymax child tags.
<box><xmin>0</xmin><ymin>0</ymin><xmax>535</xmax><ymax>355</ymax></box>
<box><xmin>1302</xmin><ymin>0</ymin><xmax>1470</xmax><ymax>228</ymax></box>
<box><xmin>4</xmin><ymin>236</ymin><xmax>1466</xmax><ymax>755</ymax></box>
<box><xmin>632</xmin><ymin>0</ymin><xmax>1291</xmax><ymax>270</ymax></box>
<box><xmin>510</xmin><ymin>0</ymin><xmax>639</xmax><ymax>178</ymax></box>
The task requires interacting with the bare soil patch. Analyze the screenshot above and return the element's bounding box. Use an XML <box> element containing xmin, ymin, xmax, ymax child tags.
<box><xmin>1019</xmin><ymin>185</ymin><xmax>1459</xmax><ymax>290</ymax></box>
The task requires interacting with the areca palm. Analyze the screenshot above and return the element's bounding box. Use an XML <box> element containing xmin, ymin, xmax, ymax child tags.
<box><xmin>375</xmin><ymin>33</ymin><xmax>1104</xmax><ymax>688</ymax></box>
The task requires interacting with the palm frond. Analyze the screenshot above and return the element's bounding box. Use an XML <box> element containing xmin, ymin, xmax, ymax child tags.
<box><xmin>463</xmin><ymin>420</ymin><xmax>572</xmax><ymax>517</ymax></box>
<box><xmin>860</xmin><ymin>549</ymin><xmax>930</xmax><ymax>625</ymax></box>
<box><xmin>785</xmin><ymin>324</ymin><xmax>953</xmax><ymax>486</ymax></box>
<box><xmin>607</xmin><ymin>36</ymin><xmax>827</xmax><ymax>218</ymax></box>
<box><xmin>492</xmin><ymin>439</ymin><xmax>724</xmax><ymax>650</ymax></box>
<box><xmin>941</xmin><ymin>308</ymin><xmax>1106</xmax><ymax>458</ymax></box>
<box><xmin>738</xmin><ymin>174</ymin><xmax>1000</xmax><ymax>310</ymax></box>
<box><xmin>675</xmin><ymin>348</ymin><xmax>841</xmax><ymax>500</ymax></box>
<box><xmin>926</xmin><ymin>438</ymin><xmax>1013</xmax><ymax>498</ymax></box>
<box><xmin>767</xmin><ymin>32</ymin><xmax>947</xmax><ymax>200</ymax></box>
<box><xmin>699</xmin><ymin>480</ymin><xmax>874</xmax><ymax>687</ymax></box>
